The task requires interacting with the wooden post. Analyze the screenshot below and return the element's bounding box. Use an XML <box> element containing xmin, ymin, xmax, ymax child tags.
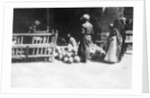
<box><xmin>40</xmin><ymin>47</ymin><xmax>43</xmax><ymax>54</ymax></box>
<box><xmin>43</xmin><ymin>36</ymin><xmax>46</xmax><ymax>43</ymax></box>
<box><xmin>44</xmin><ymin>47</ymin><xmax>47</xmax><ymax>55</ymax></box>
<box><xmin>25</xmin><ymin>46</ymin><xmax>29</xmax><ymax>60</ymax></box>
<box><xmin>51</xmin><ymin>30</ymin><xmax>58</xmax><ymax>62</ymax></box>
<box><xmin>17</xmin><ymin>37</ymin><xmax>20</xmax><ymax>44</ymax></box>
<box><xmin>47</xmin><ymin>36</ymin><xmax>49</xmax><ymax>43</ymax></box>
<box><xmin>20</xmin><ymin>36</ymin><xmax>24</xmax><ymax>56</ymax></box>
<box><xmin>36</xmin><ymin>47</ymin><xmax>39</xmax><ymax>55</ymax></box>
<box><xmin>39</xmin><ymin>37</ymin><xmax>42</xmax><ymax>44</ymax></box>
<box><xmin>32</xmin><ymin>37</ymin><xmax>35</xmax><ymax>55</ymax></box>
<box><xmin>21</xmin><ymin>36</ymin><xmax>23</xmax><ymax>44</ymax></box>
<box><xmin>36</xmin><ymin>37</ymin><xmax>42</xmax><ymax>55</ymax></box>
<box><xmin>15</xmin><ymin>36</ymin><xmax>20</xmax><ymax>56</ymax></box>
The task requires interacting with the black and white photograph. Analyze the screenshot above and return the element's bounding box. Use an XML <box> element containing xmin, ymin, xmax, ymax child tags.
<box><xmin>11</xmin><ymin>7</ymin><xmax>133</xmax><ymax>88</ymax></box>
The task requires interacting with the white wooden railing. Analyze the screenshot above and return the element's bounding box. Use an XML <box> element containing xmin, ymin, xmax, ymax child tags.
<box><xmin>12</xmin><ymin>31</ymin><xmax>58</xmax><ymax>62</ymax></box>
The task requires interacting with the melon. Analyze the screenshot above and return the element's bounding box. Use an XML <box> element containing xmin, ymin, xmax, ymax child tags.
<box><xmin>63</xmin><ymin>57</ymin><xmax>69</xmax><ymax>63</ymax></box>
<box><xmin>68</xmin><ymin>57</ymin><xmax>73</xmax><ymax>63</ymax></box>
<box><xmin>74</xmin><ymin>56</ymin><xmax>80</xmax><ymax>63</ymax></box>
<box><xmin>61</xmin><ymin>51</ymin><xmax>66</xmax><ymax>56</ymax></box>
<box><xmin>54</xmin><ymin>52</ymin><xmax>59</xmax><ymax>57</ymax></box>
<box><xmin>57</xmin><ymin>48</ymin><xmax>62</xmax><ymax>54</ymax></box>
<box><xmin>58</xmin><ymin>54</ymin><xmax>63</xmax><ymax>60</ymax></box>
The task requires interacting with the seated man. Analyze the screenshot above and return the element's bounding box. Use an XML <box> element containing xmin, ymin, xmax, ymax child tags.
<box><xmin>66</xmin><ymin>33</ymin><xmax>78</xmax><ymax>54</ymax></box>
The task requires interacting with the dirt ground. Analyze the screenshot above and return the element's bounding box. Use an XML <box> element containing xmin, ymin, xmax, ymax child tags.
<box><xmin>11</xmin><ymin>51</ymin><xmax>132</xmax><ymax>89</ymax></box>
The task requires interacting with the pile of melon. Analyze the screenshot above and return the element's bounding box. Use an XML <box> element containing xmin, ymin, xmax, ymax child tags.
<box><xmin>54</xmin><ymin>45</ymin><xmax>80</xmax><ymax>63</ymax></box>
<box><xmin>54</xmin><ymin>43</ymin><xmax>106</xmax><ymax>63</ymax></box>
<box><xmin>89</xmin><ymin>43</ymin><xmax>106</xmax><ymax>59</ymax></box>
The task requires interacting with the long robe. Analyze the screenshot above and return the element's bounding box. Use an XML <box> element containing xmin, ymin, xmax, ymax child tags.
<box><xmin>104</xmin><ymin>29</ymin><xmax>122</xmax><ymax>63</ymax></box>
<box><xmin>78</xmin><ymin>21</ymin><xmax>93</xmax><ymax>62</ymax></box>
<box><xmin>113</xmin><ymin>19</ymin><xmax>126</xmax><ymax>60</ymax></box>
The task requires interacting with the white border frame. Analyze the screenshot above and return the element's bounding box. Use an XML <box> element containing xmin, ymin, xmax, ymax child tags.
<box><xmin>1</xmin><ymin>0</ymin><xmax>144</xmax><ymax>95</ymax></box>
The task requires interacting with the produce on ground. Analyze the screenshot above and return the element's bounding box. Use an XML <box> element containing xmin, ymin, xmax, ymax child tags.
<box><xmin>53</xmin><ymin>43</ymin><xmax>106</xmax><ymax>63</ymax></box>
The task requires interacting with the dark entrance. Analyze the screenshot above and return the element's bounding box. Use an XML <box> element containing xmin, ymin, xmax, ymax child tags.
<box><xmin>13</xmin><ymin>8</ymin><xmax>133</xmax><ymax>42</ymax></box>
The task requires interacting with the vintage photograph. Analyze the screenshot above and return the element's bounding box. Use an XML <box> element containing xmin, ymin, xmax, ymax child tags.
<box><xmin>11</xmin><ymin>7</ymin><xmax>133</xmax><ymax>88</ymax></box>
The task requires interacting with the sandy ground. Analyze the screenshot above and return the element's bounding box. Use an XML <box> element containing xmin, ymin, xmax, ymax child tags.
<box><xmin>11</xmin><ymin>52</ymin><xmax>132</xmax><ymax>89</ymax></box>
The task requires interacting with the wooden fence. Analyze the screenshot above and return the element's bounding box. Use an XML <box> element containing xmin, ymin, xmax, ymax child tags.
<box><xmin>12</xmin><ymin>31</ymin><xmax>58</xmax><ymax>62</ymax></box>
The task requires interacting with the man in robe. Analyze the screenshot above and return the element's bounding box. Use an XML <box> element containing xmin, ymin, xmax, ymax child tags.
<box><xmin>78</xmin><ymin>14</ymin><xmax>94</xmax><ymax>63</ymax></box>
<box><xmin>113</xmin><ymin>16</ymin><xmax>127</xmax><ymax>61</ymax></box>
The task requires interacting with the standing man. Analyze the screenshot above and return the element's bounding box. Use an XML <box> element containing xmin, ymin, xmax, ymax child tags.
<box><xmin>78</xmin><ymin>14</ymin><xmax>94</xmax><ymax>63</ymax></box>
<box><xmin>113</xmin><ymin>16</ymin><xmax>127</xmax><ymax>61</ymax></box>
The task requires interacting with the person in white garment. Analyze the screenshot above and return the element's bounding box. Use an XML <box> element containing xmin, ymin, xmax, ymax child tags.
<box><xmin>104</xmin><ymin>24</ymin><xmax>123</xmax><ymax>63</ymax></box>
<box><xmin>67</xmin><ymin>33</ymin><xmax>78</xmax><ymax>54</ymax></box>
